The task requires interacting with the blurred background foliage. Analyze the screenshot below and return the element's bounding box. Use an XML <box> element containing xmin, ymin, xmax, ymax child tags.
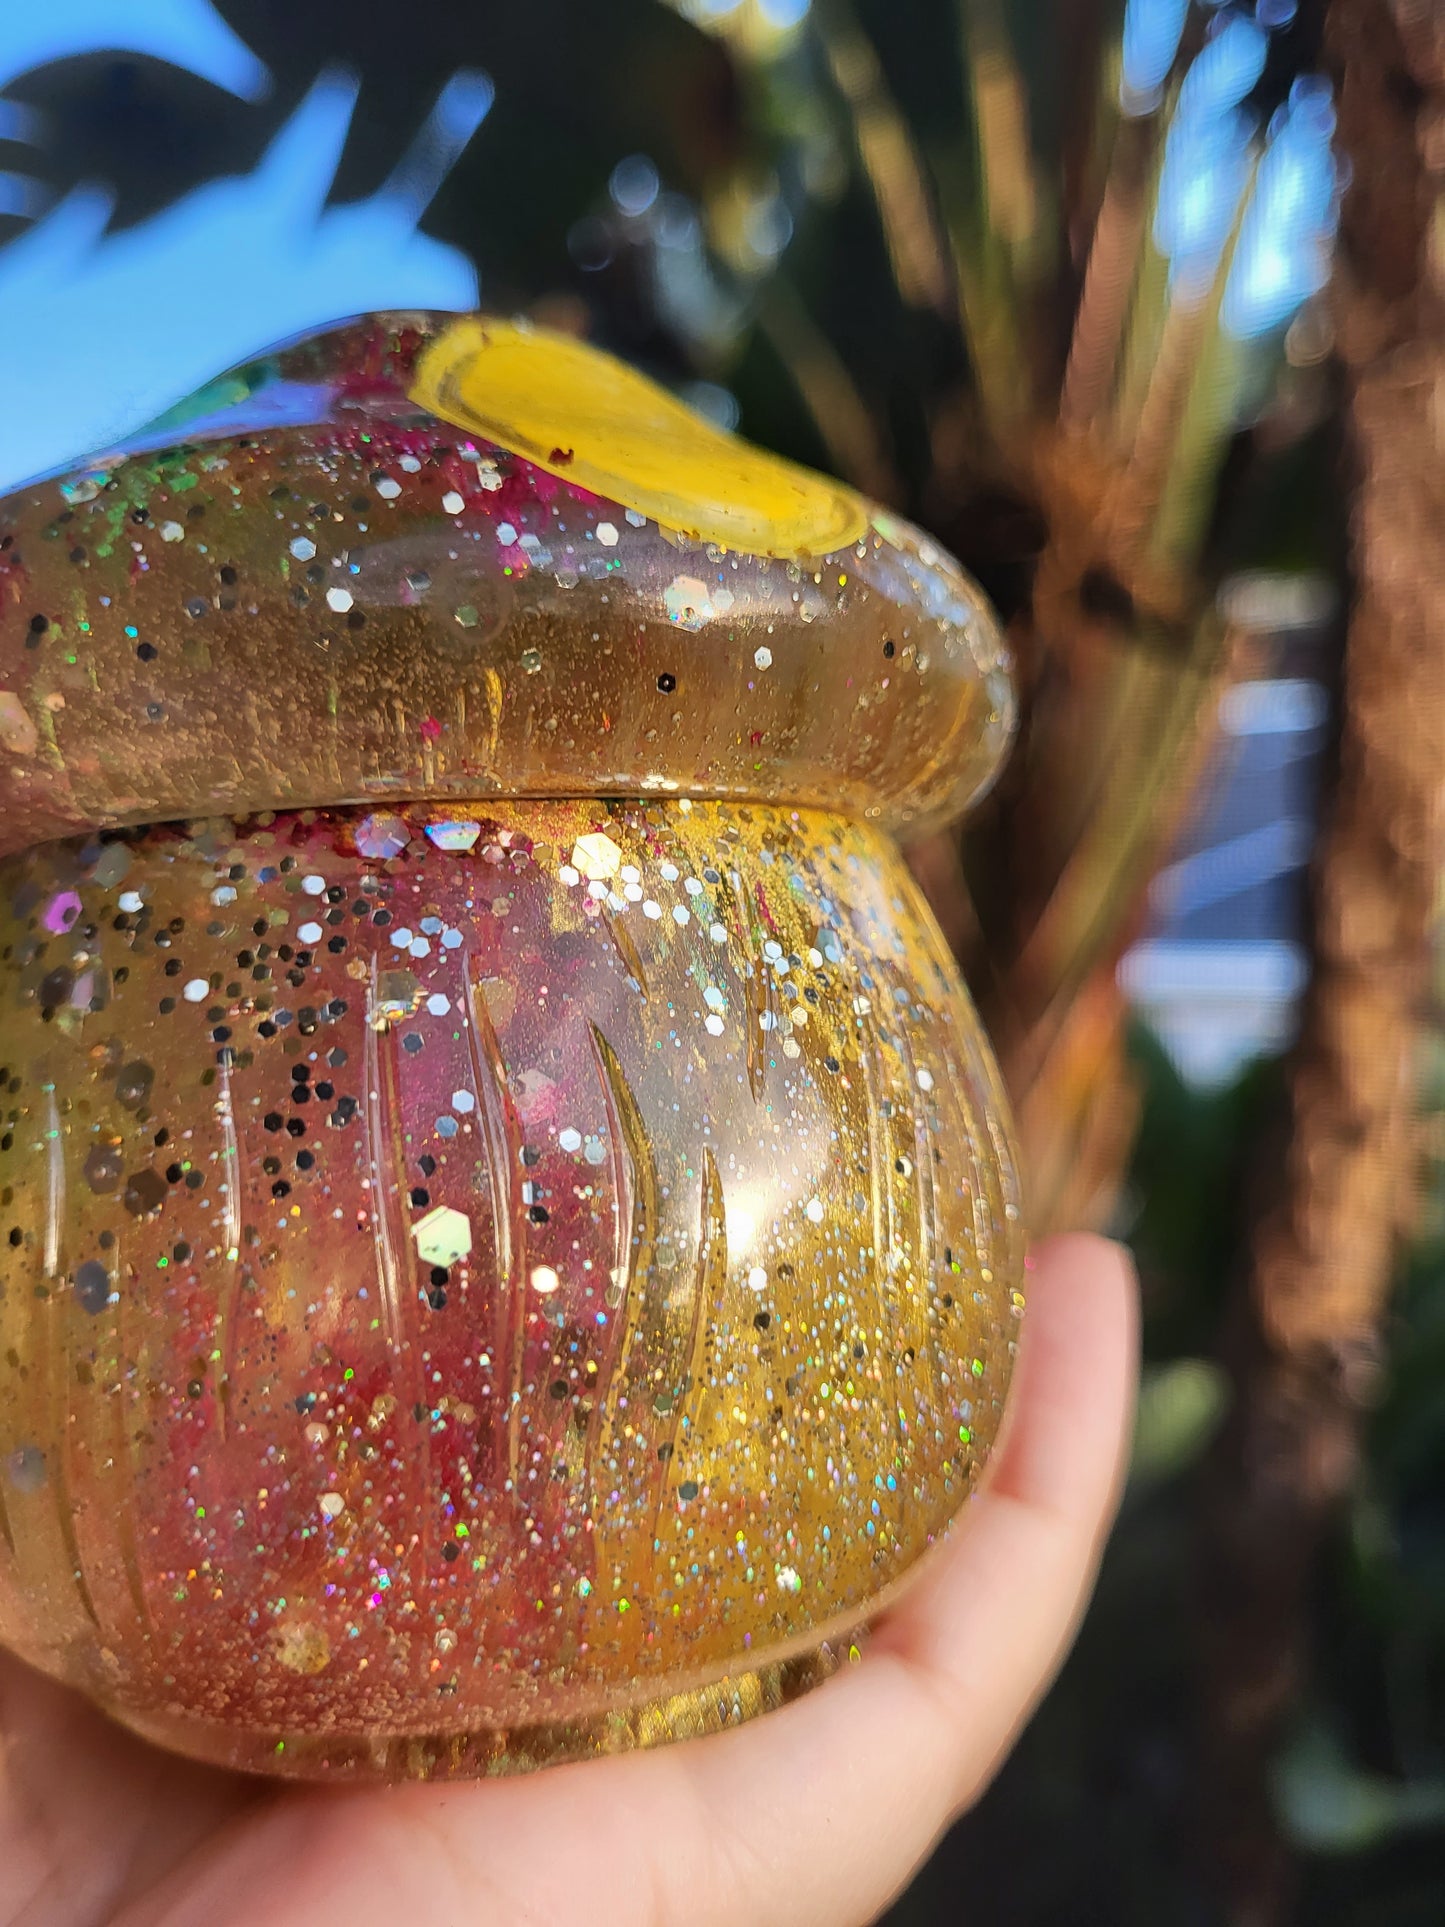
<box><xmin>889</xmin><ymin>1019</ymin><xmax>1445</xmax><ymax>1927</ymax></box>
<box><xmin>3</xmin><ymin>0</ymin><xmax>1443</xmax><ymax>1919</ymax></box>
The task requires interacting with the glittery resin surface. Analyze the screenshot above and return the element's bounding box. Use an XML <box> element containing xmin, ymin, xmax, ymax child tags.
<box><xmin>0</xmin><ymin>317</ymin><xmax>1023</xmax><ymax>1779</ymax></box>
<box><xmin>0</xmin><ymin>319</ymin><xmax>1013</xmax><ymax>855</ymax></box>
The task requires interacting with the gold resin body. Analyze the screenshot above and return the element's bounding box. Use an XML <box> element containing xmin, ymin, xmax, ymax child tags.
<box><xmin>0</xmin><ymin>319</ymin><xmax>1023</xmax><ymax>1778</ymax></box>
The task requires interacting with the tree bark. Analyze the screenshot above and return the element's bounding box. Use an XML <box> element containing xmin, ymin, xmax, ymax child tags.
<box><xmin>1196</xmin><ymin>4</ymin><xmax>1445</xmax><ymax>1918</ymax></box>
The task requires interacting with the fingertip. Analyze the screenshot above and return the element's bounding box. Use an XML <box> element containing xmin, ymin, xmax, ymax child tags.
<box><xmin>983</xmin><ymin>1231</ymin><xmax>1139</xmax><ymax>1522</ymax></box>
<box><xmin>1028</xmin><ymin>1232</ymin><xmax>1139</xmax><ymax>1322</ymax></box>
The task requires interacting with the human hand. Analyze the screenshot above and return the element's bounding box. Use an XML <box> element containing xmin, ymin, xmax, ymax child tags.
<box><xmin>0</xmin><ymin>1234</ymin><xmax>1136</xmax><ymax>1927</ymax></box>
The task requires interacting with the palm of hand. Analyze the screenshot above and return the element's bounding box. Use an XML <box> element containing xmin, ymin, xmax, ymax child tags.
<box><xmin>0</xmin><ymin>1237</ymin><xmax>1134</xmax><ymax>1927</ymax></box>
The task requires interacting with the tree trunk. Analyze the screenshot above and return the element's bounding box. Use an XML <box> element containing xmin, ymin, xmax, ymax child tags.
<box><xmin>1196</xmin><ymin>4</ymin><xmax>1445</xmax><ymax>1917</ymax></box>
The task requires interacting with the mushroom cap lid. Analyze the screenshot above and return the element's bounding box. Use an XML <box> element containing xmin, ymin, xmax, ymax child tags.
<box><xmin>0</xmin><ymin>314</ymin><xmax>1014</xmax><ymax>852</ymax></box>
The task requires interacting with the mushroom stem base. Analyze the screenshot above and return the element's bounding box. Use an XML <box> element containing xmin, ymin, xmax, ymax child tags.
<box><xmin>110</xmin><ymin>1641</ymin><xmax>851</xmax><ymax>1781</ymax></box>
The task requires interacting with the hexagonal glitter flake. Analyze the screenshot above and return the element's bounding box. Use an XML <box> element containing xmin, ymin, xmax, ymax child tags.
<box><xmin>354</xmin><ymin>812</ymin><xmax>409</xmax><ymax>859</ymax></box>
<box><xmin>122</xmin><ymin>1168</ymin><xmax>168</xmax><ymax>1218</ymax></box>
<box><xmin>424</xmin><ymin>821</ymin><xmax>482</xmax><ymax>853</ymax></box>
<box><xmin>370</xmin><ymin>970</ymin><xmax>424</xmax><ymax>1030</ymax></box>
<box><xmin>411</xmin><ymin>1206</ymin><xmax>472</xmax><ymax>1268</ymax></box>
<box><xmin>570</xmin><ymin>832</ymin><xmax>622</xmax><ymax>882</ymax></box>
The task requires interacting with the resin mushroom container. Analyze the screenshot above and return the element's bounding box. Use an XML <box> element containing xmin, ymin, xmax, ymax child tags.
<box><xmin>0</xmin><ymin>315</ymin><xmax>1023</xmax><ymax>1778</ymax></box>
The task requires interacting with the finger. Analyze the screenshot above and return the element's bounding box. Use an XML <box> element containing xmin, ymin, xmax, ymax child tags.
<box><xmin>865</xmin><ymin>1234</ymin><xmax>1140</xmax><ymax>1797</ymax></box>
<box><xmin>125</xmin><ymin>1235</ymin><xmax>1138</xmax><ymax>1927</ymax></box>
<box><xmin>0</xmin><ymin>1652</ymin><xmax>256</xmax><ymax>1927</ymax></box>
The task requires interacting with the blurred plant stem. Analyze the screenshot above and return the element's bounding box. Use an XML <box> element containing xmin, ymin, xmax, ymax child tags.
<box><xmin>1196</xmin><ymin>1</ymin><xmax>1445</xmax><ymax>1916</ymax></box>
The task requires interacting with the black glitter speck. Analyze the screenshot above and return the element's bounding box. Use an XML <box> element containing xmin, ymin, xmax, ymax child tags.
<box><xmin>74</xmin><ymin>1261</ymin><xmax>110</xmax><ymax>1316</ymax></box>
<box><xmin>122</xmin><ymin>1168</ymin><xmax>167</xmax><ymax>1217</ymax></box>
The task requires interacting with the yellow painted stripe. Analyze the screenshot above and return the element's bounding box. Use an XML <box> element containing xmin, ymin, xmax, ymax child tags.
<box><xmin>411</xmin><ymin>316</ymin><xmax>868</xmax><ymax>558</ymax></box>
